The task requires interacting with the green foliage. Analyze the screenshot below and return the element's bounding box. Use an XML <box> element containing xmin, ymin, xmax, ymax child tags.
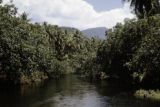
<box><xmin>97</xmin><ymin>15</ymin><xmax>160</xmax><ymax>88</ymax></box>
<box><xmin>0</xmin><ymin>1</ymin><xmax>102</xmax><ymax>84</ymax></box>
<box><xmin>0</xmin><ymin>2</ymin><xmax>58</xmax><ymax>82</ymax></box>
<box><xmin>128</xmin><ymin>16</ymin><xmax>160</xmax><ymax>87</ymax></box>
<box><xmin>78</xmin><ymin>57</ymin><xmax>104</xmax><ymax>80</ymax></box>
<box><xmin>124</xmin><ymin>0</ymin><xmax>160</xmax><ymax>18</ymax></box>
<box><xmin>76</xmin><ymin>38</ymin><xmax>104</xmax><ymax>80</ymax></box>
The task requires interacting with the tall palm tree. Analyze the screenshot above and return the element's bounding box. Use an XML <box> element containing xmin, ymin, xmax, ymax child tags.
<box><xmin>123</xmin><ymin>0</ymin><xmax>160</xmax><ymax>18</ymax></box>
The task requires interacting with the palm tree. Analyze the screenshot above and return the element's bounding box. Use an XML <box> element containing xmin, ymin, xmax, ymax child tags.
<box><xmin>123</xmin><ymin>0</ymin><xmax>160</xmax><ymax>18</ymax></box>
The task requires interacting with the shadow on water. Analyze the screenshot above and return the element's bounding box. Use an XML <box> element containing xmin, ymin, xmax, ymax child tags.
<box><xmin>0</xmin><ymin>74</ymin><xmax>160</xmax><ymax>107</ymax></box>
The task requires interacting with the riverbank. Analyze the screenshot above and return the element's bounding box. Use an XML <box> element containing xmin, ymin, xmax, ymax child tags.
<box><xmin>0</xmin><ymin>71</ymin><xmax>48</xmax><ymax>85</ymax></box>
<box><xmin>134</xmin><ymin>89</ymin><xmax>160</xmax><ymax>101</ymax></box>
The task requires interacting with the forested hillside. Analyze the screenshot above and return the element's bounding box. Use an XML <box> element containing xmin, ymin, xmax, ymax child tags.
<box><xmin>82</xmin><ymin>27</ymin><xmax>107</xmax><ymax>39</ymax></box>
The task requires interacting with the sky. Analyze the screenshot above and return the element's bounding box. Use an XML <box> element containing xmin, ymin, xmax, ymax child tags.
<box><xmin>3</xmin><ymin>0</ymin><xmax>135</xmax><ymax>30</ymax></box>
<box><xmin>86</xmin><ymin>0</ymin><xmax>123</xmax><ymax>11</ymax></box>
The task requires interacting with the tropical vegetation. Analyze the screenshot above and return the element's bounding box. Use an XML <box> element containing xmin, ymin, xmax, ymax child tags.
<box><xmin>85</xmin><ymin>0</ymin><xmax>160</xmax><ymax>90</ymax></box>
<box><xmin>0</xmin><ymin>1</ymin><xmax>102</xmax><ymax>84</ymax></box>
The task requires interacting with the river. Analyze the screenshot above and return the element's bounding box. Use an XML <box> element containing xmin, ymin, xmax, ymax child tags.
<box><xmin>0</xmin><ymin>75</ymin><xmax>160</xmax><ymax>107</ymax></box>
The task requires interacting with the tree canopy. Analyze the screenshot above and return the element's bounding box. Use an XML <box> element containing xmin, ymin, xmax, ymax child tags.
<box><xmin>124</xmin><ymin>0</ymin><xmax>160</xmax><ymax>18</ymax></box>
<box><xmin>0</xmin><ymin>1</ymin><xmax>102</xmax><ymax>84</ymax></box>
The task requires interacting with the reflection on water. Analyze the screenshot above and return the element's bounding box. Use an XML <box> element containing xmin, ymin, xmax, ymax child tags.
<box><xmin>0</xmin><ymin>75</ymin><xmax>160</xmax><ymax>107</ymax></box>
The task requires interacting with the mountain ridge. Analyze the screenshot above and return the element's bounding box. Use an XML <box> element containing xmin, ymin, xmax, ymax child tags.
<box><xmin>82</xmin><ymin>27</ymin><xmax>107</xmax><ymax>39</ymax></box>
<box><xmin>60</xmin><ymin>26</ymin><xmax>107</xmax><ymax>39</ymax></box>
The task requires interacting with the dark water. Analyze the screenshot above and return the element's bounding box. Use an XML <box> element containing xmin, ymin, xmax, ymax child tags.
<box><xmin>0</xmin><ymin>75</ymin><xmax>160</xmax><ymax>107</ymax></box>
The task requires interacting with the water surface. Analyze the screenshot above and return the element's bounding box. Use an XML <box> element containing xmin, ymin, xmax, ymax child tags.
<box><xmin>0</xmin><ymin>75</ymin><xmax>160</xmax><ymax>107</ymax></box>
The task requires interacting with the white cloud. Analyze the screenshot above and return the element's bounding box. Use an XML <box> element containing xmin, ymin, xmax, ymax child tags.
<box><xmin>3</xmin><ymin>0</ymin><xmax>135</xmax><ymax>30</ymax></box>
